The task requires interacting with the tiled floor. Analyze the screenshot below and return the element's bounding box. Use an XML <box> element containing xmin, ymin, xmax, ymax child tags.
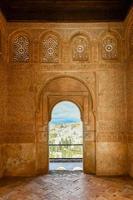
<box><xmin>0</xmin><ymin>172</ymin><xmax>133</xmax><ymax>200</ymax></box>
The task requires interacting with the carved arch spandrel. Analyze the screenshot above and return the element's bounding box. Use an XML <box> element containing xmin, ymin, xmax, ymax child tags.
<box><xmin>36</xmin><ymin>75</ymin><xmax>96</xmax><ymax>114</ymax></box>
<box><xmin>39</xmin><ymin>31</ymin><xmax>61</xmax><ymax>63</ymax></box>
<box><xmin>9</xmin><ymin>31</ymin><xmax>32</xmax><ymax>63</ymax></box>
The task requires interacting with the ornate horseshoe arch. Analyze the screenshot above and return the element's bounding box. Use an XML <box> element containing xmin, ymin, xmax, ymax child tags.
<box><xmin>35</xmin><ymin>76</ymin><xmax>96</xmax><ymax>174</ymax></box>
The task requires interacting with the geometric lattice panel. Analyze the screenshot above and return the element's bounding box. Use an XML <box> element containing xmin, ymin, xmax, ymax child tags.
<box><xmin>42</xmin><ymin>34</ymin><xmax>59</xmax><ymax>63</ymax></box>
<box><xmin>12</xmin><ymin>35</ymin><xmax>30</xmax><ymax>62</ymax></box>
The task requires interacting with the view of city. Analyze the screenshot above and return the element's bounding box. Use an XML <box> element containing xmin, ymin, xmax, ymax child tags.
<box><xmin>49</xmin><ymin>122</ymin><xmax>83</xmax><ymax>159</ymax></box>
<box><xmin>49</xmin><ymin>101</ymin><xmax>83</xmax><ymax>159</ymax></box>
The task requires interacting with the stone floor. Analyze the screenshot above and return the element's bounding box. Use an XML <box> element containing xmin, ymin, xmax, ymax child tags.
<box><xmin>0</xmin><ymin>172</ymin><xmax>133</xmax><ymax>200</ymax></box>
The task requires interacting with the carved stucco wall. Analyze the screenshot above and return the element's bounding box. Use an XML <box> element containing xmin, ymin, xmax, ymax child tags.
<box><xmin>125</xmin><ymin>7</ymin><xmax>133</xmax><ymax>177</ymax></box>
<box><xmin>0</xmin><ymin>8</ymin><xmax>132</xmax><ymax>177</ymax></box>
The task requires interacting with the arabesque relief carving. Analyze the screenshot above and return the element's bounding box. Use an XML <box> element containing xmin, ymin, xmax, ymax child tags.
<box><xmin>102</xmin><ymin>36</ymin><xmax>118</xmax><ymax>60</ymax></box>
<box><xmin>72</xmin><ymin>35</ymin><xmax>89</xmax><ymax>61</ymax></box>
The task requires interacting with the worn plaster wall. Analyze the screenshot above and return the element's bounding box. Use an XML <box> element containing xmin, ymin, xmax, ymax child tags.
<box><xmin>125</xmin><ymin>7</ymin><xmax>133</xmax><ymax>178</ymax></box>
<box><xmin>0</xmin><ymin>11</ymin><xmax>8</xmax><ymax>177</ymax></box>
<box><xmin>4</xmin><ymin>19</ymin><xmax>128</xmax><ymax>176</ymax></box>
<box><xmin>6</xmin><ymin>41</ymin><xmax>36</xmax><ymax>176</ymax></box>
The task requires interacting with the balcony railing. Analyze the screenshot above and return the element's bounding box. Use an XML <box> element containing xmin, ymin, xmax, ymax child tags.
<box><xmin>49</xmin><ymin>144</ymin><xmax>83</xmax><ymax>159</ymax></box>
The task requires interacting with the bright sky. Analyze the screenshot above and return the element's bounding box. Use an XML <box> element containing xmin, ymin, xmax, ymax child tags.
<box><xmin>51</xmin><ymin>101</ymin><xmax>81</xmax><ymax>122</ymax></box>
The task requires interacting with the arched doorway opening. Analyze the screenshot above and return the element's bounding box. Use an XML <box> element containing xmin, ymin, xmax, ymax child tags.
<box><xmin>49</xmin><ymin>101</ymin><xmax>83</xmax><ymax>171</ymax></box>
<box><xmin>35</xmin><ymin>76</ymin><xmax>96</xmax><ymax>174</ymax></box>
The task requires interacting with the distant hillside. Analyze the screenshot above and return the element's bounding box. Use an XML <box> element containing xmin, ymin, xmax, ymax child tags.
<box><xmin>51</xmin><ymin>118</ymin><xmax>80</xmax><ymax>124</ymax></box>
